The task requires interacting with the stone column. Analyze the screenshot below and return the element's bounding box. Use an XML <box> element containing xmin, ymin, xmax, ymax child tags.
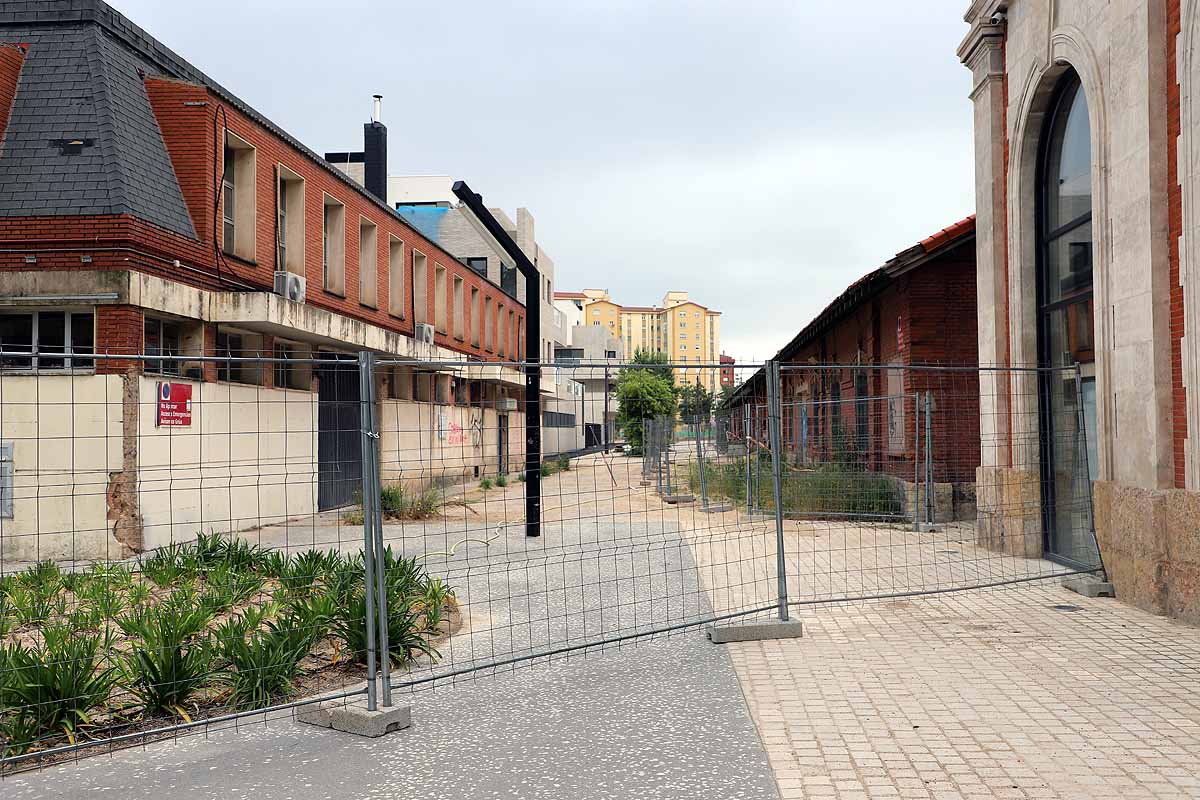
<box><xmin>960</xmin><ymin>17</ymin><xmax>1012</xmax><ymax>551</ymax></box>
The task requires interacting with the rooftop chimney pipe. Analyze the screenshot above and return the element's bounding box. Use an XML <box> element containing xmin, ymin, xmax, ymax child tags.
<box><xmin>364</xmin><ymin>95</ymin><xmax>387</xmax><ymax>203</ymax></box>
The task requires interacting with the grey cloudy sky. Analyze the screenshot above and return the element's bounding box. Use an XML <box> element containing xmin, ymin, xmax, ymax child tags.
<box><xmin>110</xmin><ymin>0</ymin><xmax>975</xmax><ymax>366</ymax></box>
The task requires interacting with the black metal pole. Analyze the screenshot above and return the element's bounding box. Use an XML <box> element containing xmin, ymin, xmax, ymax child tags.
<box><xmin>452</xmin><ymin>180</ymin><xmax>542</xmax><ymax>537</ymax></box>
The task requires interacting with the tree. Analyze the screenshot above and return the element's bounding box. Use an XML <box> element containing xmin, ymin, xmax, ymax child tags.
<box><xmin>615</xmin><ymin>367</ymin><xmax>676</xmax><ymax>454</ymax></box>
<box><xmin>678</xmin><ymin>381</ymin><xmax>714</xmax><ymax>424</ymax></box>
<box><xmin>716</xmin><ymin>384</ymin><xmax>738</xmax><ymax>410</ymax></box>
<box><xmin>628</xmin><ymin>348</ymin><xmax>675</xmax><ymax>384</ymax></box>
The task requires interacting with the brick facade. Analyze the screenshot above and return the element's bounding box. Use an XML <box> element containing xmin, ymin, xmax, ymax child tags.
<box><xmin>1168</xmin><ymin>0</ymin><xmax>1186</xmax><ymax>489</ymax></box>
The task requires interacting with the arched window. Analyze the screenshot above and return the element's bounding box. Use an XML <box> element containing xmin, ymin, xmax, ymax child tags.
<box><xmin>1036</xmin><ymin>69</ymin><xmax>1098</xmax><ymax>566</ymax></box>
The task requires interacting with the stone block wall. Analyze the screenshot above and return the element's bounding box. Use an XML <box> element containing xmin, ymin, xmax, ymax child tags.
<box><xmin>1093</xmin><ymin>481</ymin><xmax>1200</xmax><ymax>624</ymax></box>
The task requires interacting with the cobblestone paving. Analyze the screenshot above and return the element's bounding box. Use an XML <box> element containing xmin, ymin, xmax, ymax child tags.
<box><xmin>729</xmin><ymin>586</ymin><xmax>1200</xmax><ymax>799</ymax></box>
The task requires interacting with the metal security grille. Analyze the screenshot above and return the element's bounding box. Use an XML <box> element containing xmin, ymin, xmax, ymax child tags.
<box><xmin>0</xmin><ymin>355</ymin><xmax>1102</xmax><ymax>771</ymax></box>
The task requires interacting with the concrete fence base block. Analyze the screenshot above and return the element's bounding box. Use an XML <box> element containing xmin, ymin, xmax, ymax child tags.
<box><xmin>747</xmin><ymin>514</ymin><xmax>773</xmax><ymax>522</ymax></box>
<box><xmin>701</xmin><ymin>502</ymin><xmax>733</xmax><ymax>513</ymax></box>
<box><xmin>298</xmin><ymin>697</ymin><xmax>412</xmax><ymax>738</ymax></box>
<box><xmin>1061</xmin><ymin>574</ymin><xmax>1115</xmax><ymax>599</ymax></box>
<box><xmin>707</xmin><ymin>620</ymin><xmax>804</xmax><ymax>644</ymax></box>
<box><xmin>663</xmin><ymin>494</ymin><xmax>695</xmax><ymax>505</ymax></box>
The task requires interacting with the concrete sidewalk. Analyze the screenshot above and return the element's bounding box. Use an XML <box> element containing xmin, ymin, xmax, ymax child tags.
<box><xmin>4</xmin><ymin>633</ymin><xmax>779</xmax><ymax>800</ymax></box>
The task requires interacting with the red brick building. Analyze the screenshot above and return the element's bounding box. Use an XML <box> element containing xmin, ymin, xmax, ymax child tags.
<box><xmin>729</xmin><ymin>216</ymin><xmax>979</xmax><ymax>514</ymax></box>
<box><xmin>719</xmin><ymin>353</ymin><xmax>735</xmax><ymax>388</ymax></box>
<box><xmin>0</xmin><ymin>1</ymin><xmax>527</xmax><ymax>560</ymax></box>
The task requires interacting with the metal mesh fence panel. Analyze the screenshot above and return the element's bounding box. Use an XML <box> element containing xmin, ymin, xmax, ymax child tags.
<box><xmin>0</xmin><ymin>355</ymin><xmax>1104</xmax><ymax>770</ymax></box>
<box><xmin>0</xmin><ymin>352</ymin><xmax>379</xmax><ymax>771</ymax></box>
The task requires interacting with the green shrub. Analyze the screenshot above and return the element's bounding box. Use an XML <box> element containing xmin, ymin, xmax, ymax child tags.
<box><xmin>495</xmin><ymin>474</ymin><xmax>508</xmax><ymax>488</ymax></box>
<box><xmin>6</xmin><ymin>583</ymin><xmax>66</xmax><ymax>627</ymax></box>
<box><xmin>141</xmin><ymin>543</ymin><xmax>192</xmax><ymax>587</ymax></box>
<box><xmin>119</xmin><ymin>603</ymin><xmax>216</xmax><ymax>718</ymax></box>
<box><xmin>556</xmin><ymin>454</ymin><xmax>571</xmax><ymax>473</ymax></box>
<box><xmin>200</xmin><ymin>563</ymin><xmax>263</xmax><ymax>613</ymax></box>
<box><xmin>479</xmin><ymin>477</ymin><xmax>494</xmax><ymax>491</ymax></box>
<box><xmin>217</xmin><ymin>617</ymin><xmax>319</xmax><ymax>710</ymax></box>
<box><xmin>379</xmin><ymin>484</ymin><xmax>441</xmax><ymax>520</ymax></box>
<box><xmin>330</xmin><ymin>550</ymin><xmax>441</xmax><ymax>668</ymax></box>
<box><xmin>0</xmin><ymin>626</ymin><xmax>118</xmax><ymax>754</ymax></box>
<box><xmin>421</xmin><ymin>578</ymin><xmax>454</xmax><ymax>632</ymax></box>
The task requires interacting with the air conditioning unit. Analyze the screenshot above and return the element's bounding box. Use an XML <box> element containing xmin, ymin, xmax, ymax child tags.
<box><xmin>496</xmin><ymin>397</ymin><xmax>517</xmax><ymax>412</ymax></box>
<box><xmin>273</xmin><ymin>271</ymin><xmax>306</xmax><ymax>304</ymax></box>
<box><xmin>415</xmin><ymin>323</ymin><xmax>436</xmax><ymax>345</ymax></box>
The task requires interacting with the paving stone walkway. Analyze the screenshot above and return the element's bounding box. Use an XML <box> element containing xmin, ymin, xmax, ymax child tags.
<box><xmin>729</xmin><ymin>585</ymin><xmax>1200</xmax><ymax>799</ymax></box>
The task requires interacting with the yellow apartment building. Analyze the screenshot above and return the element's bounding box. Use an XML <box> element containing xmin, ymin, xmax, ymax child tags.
<box><xmin>566</xmin><ymin>289</ymin><xmax>722</xmax><ymax>393</ymax></box>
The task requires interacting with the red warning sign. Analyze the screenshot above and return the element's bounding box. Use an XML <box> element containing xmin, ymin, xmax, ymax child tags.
<box><xmin>156</xmin><ymin>381</ymin><xmax>192</xmax><ymax>427</ymax></box>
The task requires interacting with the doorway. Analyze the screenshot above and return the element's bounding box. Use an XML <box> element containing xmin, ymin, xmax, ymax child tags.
<box><xmin>316</xmin><ymin>354</ymin><xmax>362</xmax><ymax>511</ymax></box>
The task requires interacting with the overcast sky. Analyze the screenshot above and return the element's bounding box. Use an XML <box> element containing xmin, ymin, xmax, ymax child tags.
<box><xmin>110</xmin><ymin>0</ymin><xmax>975</xmax><ymax>366</ymax></box>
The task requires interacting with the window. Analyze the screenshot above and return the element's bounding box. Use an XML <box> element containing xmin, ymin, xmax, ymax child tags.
<box><xmin>470</xmin><ymin>287</ymin><xmax>481</xmax><ymax>347</ymax></box>
<box><xmin>413</xmin><ymin>250</ymin><xmax>428</xmax><ymax>324</ymax></box>
<box><xmin>216</xmin><ymin>330</ymin><xmax>261</xmax><ymax>385</ymax></box>
<box><xmin>501</xmin><ymin>264</ymin><xmax>517</xmax><ymax>297</ymax></box>
<box><xmin>222</xmin><ymin>132</ymin><xmax>257</xmax><ymax>261</ymax></box>
<box><xmin>508</xmin><ymin>310</ymin><xmax>515</xmax><ymax>358</ymax></box>
<box><xmin>322</xmin><ymin>196</ymin><xmax>346</xmax><ymax>295</ymax></box>
<box><xmin>484</xmin><ymin>297</ymin><xmax>494</xmax><ymax>352</ymax></box>
<box><xmin>144</xmin><ymin>317</ymin><xmax>182</xmax><ymax>376</ymax></box>
<box><xmin>387</xmin><ymin>366</ymin><xmax>413</xmax><ymax>400</ymax></box>
<box><xmin>453</xmin><ymin>276</ymin><xmax>465</xmax><ymax>341</ymax></box>
<box><xmin>273</xmin><ymin>342</ymin><xmax>310</xmax><ymax>390</ymax></box>
<box><xmin>359</xmin><ymin>217</ymin><xmax>378</xmax><ymax>308</ymax></box>
<box><xmin>388</xmin><ymin>236</ymin><xmax>405</xmax><ymax>317</ymax></box>
<box><xmin>497</xmin><ymin>304</ymin><xmax>507</xmax><ymax>357</ymax></box>
<box><xmin>276</xmin><ymin>165</ymin><xmax>305</xmax><ymax>274</ymax></box>
<box><xmin>544</xmin><ymin>410</ymin><xmax>576</xmax><ymax>428</ymax></box>
<box><xmin>1037</xmin><ymin>69</ymin><xmax>1098</xmax><ymax>564</ymax></box>
<box><xmin>605</xmin><ymin>349</ymin><xmax>617</xmax><ymax>359</ymax></box>
<box><xmin>0</xmin><ymin>311</ymin><xmax>94</xmax><ymax>371</ymax></box>
<box><xmin>466</xmin><ymin>257</ymin><xmax>488</xmax><ymax>277</ymax></box>
<box><xmin>434</xmin><ymin>265</ymin><xmax>448</xmax><ymax>333</ymax></box>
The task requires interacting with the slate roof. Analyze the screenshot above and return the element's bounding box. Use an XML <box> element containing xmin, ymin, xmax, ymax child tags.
<box><xmin>0</xmin><ymin>7</ymin><xmax>195</xmax><ymax>235</ymax></box>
